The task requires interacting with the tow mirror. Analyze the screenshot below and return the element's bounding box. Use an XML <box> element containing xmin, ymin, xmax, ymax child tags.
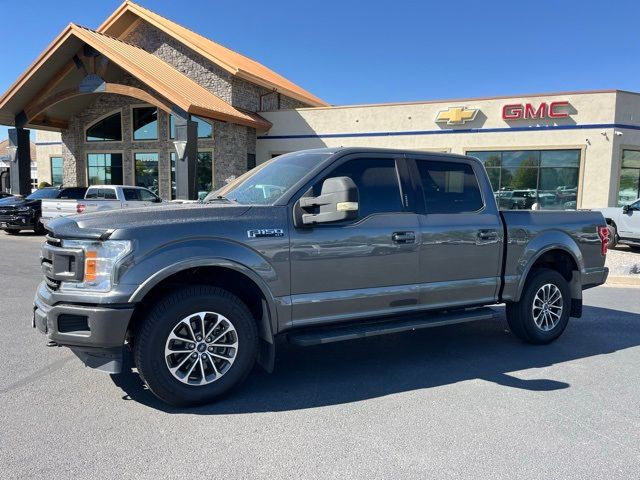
<box><xmin>299</xmin><ymin>177</ymin><xmax>359</xmax><ymax>225</ymax></box>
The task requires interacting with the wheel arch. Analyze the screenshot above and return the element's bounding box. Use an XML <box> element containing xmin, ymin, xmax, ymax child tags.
<box><xmin>127</xmin><ymin>259</ymin><xmax>277</xmax><ymax>346</ymax></box>
<box><xmin>513</xmin><ymin>233</ymin><xmax>583</xmax><ymax>304</ymax></box>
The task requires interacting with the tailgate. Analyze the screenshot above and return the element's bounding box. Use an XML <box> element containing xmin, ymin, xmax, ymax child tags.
<box><xmin>42</xmin><ymin>200</ymin><xmax>78</xmax><ymax>220</ymax></box>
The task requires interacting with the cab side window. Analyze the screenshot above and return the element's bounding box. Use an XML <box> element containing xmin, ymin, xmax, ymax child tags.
<box><xmin>416</xmin><ymin>160</ymin><xmax>483</xmax><ymax>214</ymax></box>
<box><xmin>123</xmin><ymin>189</ymin><xmax>140</xmax><ymax>201</ymax></box>
<box><xmin>319</xmin><ymin>158</ymin><xmax>403</xmax><ymax>218</ymax></box>
<box><xmin>139</xmin><ymin>189</ymin><xmax>158</xmax><ymax>202</ymax></box>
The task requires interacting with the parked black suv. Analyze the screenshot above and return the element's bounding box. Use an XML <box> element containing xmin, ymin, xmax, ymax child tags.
<box><xmin>0</xmin><ymin>187</ymin><xmax>87</xmax><ymax>235</ymax></box>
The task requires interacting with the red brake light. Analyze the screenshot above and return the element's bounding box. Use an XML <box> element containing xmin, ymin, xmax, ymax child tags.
<box><xmin>76</xmin><ymin>203</ymin><xmax>86</xmax><ymax>214</ymax></box>
<box><xmin>597</xmin><ymin>226</ymin><xmax>609</xmax><ymax>256</ymax></box>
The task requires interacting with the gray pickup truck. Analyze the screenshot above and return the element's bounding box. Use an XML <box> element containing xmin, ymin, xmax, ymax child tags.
<box><xmin>34</xmin><ymin>148</ymin><xmax>609</xmax><ymax>406</ymax></box>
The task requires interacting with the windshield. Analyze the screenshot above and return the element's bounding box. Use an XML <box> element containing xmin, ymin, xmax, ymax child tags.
<box><xmin>205</xmin><ymin>151</ymin><xmax>333</xmax><ymax>205</ymax></box>
<box><xmin>26</xmin><ymin>189</ymin><xmax>60</xmax><ymax>200</ymax></box>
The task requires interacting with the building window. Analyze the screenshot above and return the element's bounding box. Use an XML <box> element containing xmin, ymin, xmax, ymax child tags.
<box><xmin>197</xmin><ymin>151</ymin><xmax>213</xmax><ymax>200</ymax></box>
<box><xmin>467</xmin><ymin>149</ymin><xmax>580</xmax><ymax>210</ymax></box>
<box><xmin>247</xmin><ymin>153</ymin><xmax>256</xmax><ymax>171</ymax></box>
<box><xmin>133</xmin><ymin>107</ymin><xmax>158</xmax><ymax>140</ymax></box>
<box><xmin>134</xmin><ymin>152</ymin><xmax>159</xmax><ymax>194</ymax></box>
<box><xmin>50</xmin><ymin>156</ymin><xmax>63</xmax><ymax>185</ymax></box>
<box><xmin>87</xmin><ymin>153</ymin><xmax>123</xmax><ymax>186</ymax></box>
<box><xmin>619</xmin><ymin>150</ymin><xmax>640</xmax><ymax>205</ymax></box>
<box><xmin>86</xmin><ymin>112</ymin><xmax>122</xmax><ymax>142</ymax></box>
<box><xmin>169</xmin><ymin>115</ymin><xmax>213</xmax><ymax>139</ymax></box>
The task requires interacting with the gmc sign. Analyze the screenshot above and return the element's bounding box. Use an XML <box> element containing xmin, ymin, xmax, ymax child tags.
<box><xmin>502</xmin><ymin>101</ymin><xmax>570</xmax><ymax>120</ymax></box>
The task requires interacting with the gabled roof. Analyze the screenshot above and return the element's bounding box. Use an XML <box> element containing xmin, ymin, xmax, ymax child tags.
<box><xmin>99</xmin><ymin>1</ymin><xmax>329</xmax><ymax>107</ymax></box>
<box><xmin>0</xmin><ymin>139</ymin><xmax>37</xmax><ymax>163</ymax></box>
<box><xmin>0</xmin><ymin>24</ymin><xmax>272</xmax><ymax>130</ymax></box>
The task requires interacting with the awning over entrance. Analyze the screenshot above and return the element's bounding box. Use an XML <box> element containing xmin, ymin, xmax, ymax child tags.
<box><xmin>0</xmin><ymin>23</ymin><xmax>272</xmax><ymax>131</ymax></box>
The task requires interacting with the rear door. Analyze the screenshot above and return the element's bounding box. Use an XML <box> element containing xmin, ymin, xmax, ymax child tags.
<box><xmin>288</xmin><ymin>154</ymin><xmax>420</xmax><ymax>326</ymax></box>
<box><xmin>409</xmin><ymin>155</ymin><xmax>503</xmax><ymax>309</ymax></box>
<box><xmin>84</xmin><ymin>187</ymin><xmax>120</xmax><ymax>212</ymax></box>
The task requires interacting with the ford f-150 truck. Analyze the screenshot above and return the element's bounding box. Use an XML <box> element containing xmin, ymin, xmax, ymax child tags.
<box><xmin>34</xmin><ymin>148</ymin><xmax>609</xmax><ymax>406</ymax></box>
<box><xmin>41</xmin><ymin>185</ymin><xmax>162</xmax><ymax>224</ymax></box>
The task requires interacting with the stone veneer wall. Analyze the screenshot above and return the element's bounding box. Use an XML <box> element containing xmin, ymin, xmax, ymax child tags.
<box><xmin>61</xmin><ymin>76</ymin><xmax>215</xmax><ymax>197</ymax></box>
<box><xmin>61</xmin><ymin>20</ymin><xmax>314</xmax><ymax>195</ymax></box>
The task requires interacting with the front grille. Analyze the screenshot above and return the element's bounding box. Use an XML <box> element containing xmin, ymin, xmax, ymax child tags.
<box><xmin>46</xmin><ymin>234</ymin><xmax>61</xmax><ymax>247</ymax></box>
<box><xmin>41</xmin><ymin>234</ymin><xmax>82</xmax><ymax>291</ymax></box>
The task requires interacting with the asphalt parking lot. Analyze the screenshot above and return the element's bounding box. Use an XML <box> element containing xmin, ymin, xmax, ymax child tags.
<box><xmin>1</xmin><ymin>232</ymin><xmax>639</xmax><ymax>479</ymax></box>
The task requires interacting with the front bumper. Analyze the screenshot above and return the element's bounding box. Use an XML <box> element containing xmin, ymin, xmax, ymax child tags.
<box><xmin>33</xmin><ymin>282</ymin><xmax>134</xmax><ymax>373</ymax></box>
<box><xmin>0</xmin><ymin>213</ymin><xmax>33</xmax><ymax>229</ymax></box>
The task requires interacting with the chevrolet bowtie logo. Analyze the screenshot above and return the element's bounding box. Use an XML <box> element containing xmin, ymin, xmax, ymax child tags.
<box><xmin>435</xmin><ymin>106</ymin><xmax>479</xmax><ymax>125</ymax></box>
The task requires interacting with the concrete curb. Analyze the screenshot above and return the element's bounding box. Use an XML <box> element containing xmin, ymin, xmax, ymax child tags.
<box><xmin>605</xmin><ymin>275</ymin><xmax>640</xmax><ymax>286</ymax></box>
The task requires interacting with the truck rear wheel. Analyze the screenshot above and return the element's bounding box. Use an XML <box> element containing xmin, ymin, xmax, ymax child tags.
<box><xmin>134</xmin><ymin>285</ymin><xmax>258</xmax><ymax>407</ymax></box>
<box><xmin>506</xmin><ymin>268</ymin><xmax>571</xmax><ymax>344</ymax></box>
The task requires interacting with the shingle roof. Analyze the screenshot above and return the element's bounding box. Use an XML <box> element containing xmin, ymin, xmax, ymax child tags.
<box><xmin>0</xmin><ymin>24</ymin><xmax>272</xmax><ymax>130</ymax></box>
<box><xmin>99</xmin><ymin>1</ymin><xmax>329</xmax><ymax>107</ymax></box>
<box><xmin>0</xmin><ymin>139</ymin><xmax>38</xmax><ymax>162</ymax></box>
<box><xmin>73</xmin><ymin>26</ymin><xmax>271</xmax><ymax>128</ymax></box>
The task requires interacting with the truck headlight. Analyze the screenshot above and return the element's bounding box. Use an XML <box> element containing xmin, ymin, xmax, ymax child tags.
<box><xmin>60</xmin><ymin>239</ymin><xmax>132</xmax><ymax>292</ymax></box>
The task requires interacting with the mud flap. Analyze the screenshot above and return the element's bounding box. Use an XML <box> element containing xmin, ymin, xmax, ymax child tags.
<box><xmin>257</xmin><ymin>339</ymin><xmax>276</xmax><ymax>373</ymax></box>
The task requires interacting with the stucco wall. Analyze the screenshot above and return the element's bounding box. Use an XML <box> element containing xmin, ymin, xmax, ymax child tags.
<box><xmin>34</xmin><ymin>130</ymin><xmax>62</xmax><ymax>185</ymax></box>
<box><xmin>257</xmin><ymin>91</ymin><xmax>638</xmax><ymax>207</ymax></box>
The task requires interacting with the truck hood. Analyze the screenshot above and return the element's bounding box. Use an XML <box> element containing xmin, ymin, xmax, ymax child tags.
<box><xmin>48</xmin><ymin>203</ymin><xmax>252</xmax><ymax>240</ymax></box>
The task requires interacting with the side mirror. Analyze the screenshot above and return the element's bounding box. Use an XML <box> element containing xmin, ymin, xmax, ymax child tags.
<box><xmin>623</xmin><ymin>204</ymin><xmax>630</xmax><ymax>214</ymax></box>
<box><xmin>298</xmin><ymin>177</ymin><xmax>359</xmax><ymax>225</ymax></box>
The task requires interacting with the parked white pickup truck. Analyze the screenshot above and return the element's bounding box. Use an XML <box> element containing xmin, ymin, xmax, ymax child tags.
<box><xmin>593</xmin><ymin>198</ymin><xmax>640</xmax><ymax>249</ymax></box>
<box><xmin>41</xmin><ymin>185</ymin><xmax>162</xmax><ymax>224</ymax></box>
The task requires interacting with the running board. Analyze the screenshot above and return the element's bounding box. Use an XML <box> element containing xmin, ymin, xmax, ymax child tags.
<box><xmin>287</xmin><ymin>307</ymin><xmax>499</xmax><ymax>347</ymax></box>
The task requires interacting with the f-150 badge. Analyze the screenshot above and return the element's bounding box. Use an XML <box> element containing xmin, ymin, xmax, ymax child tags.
<box><xmin>247</xmin><ymin>228</ymin><xmax>284</xmax><ymax>238</ymax></box>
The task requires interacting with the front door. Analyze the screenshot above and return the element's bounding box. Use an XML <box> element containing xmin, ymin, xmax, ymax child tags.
<box><xmin>411</xmin><ymin>156</ymin><xmax>503</xmax><ymax>309</ymax></box>
<box><xmin>289</xmin><ymin>155</ymin><xmax>420</xmax><ymax>327</ymax></box>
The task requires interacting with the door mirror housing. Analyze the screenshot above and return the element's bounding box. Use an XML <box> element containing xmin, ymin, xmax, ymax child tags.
<box><xmin>623</xmin><ymin>204</ymin><xmax>630</xmax><ymax>214</ymax></box>
<box><xmin>298</xmin><ymin>177</ymin><xmax>359</xmax><ymax>226</ymax></box>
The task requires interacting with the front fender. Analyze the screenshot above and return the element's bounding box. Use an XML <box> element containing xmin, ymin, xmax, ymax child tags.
<box><xmin>123</xmin><ymin>238</ymin><xmax>281</xmax><ymax>338</ymax></box>
<box><xmin>508</xmin><ymin>229</ymin><xmax>584</xmax><ymax>302</ymax></box>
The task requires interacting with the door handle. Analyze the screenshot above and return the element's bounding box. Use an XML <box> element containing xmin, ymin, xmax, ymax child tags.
<box><xmin>392</xmin><ymin>231</ymin><xmax>416</xmax><ymax>244</ymax></box>
<box><xmin>477</xmin><ymin>229</ymin><xmax>499</xmax><ymax>242</ymax></box>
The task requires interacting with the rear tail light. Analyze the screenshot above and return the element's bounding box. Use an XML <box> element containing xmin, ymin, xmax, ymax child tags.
<box><xmin>76</xmin><ymin>203</ymin><xmax>86</xmax><ymax>214</ymax></box>
<box><xmin>597</xmin><ymin>226</ymin><xmax>609</xmax><ymax>256</ymax></box>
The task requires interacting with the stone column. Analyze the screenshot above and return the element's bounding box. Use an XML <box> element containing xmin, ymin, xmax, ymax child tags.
<box><xmin>173</xmin><ymin>112</ymin><xmax>198</xmax><ymax>200</ymax></box>
<box><xmin>8</xmin><ymin>128</ymin><xmax>32</xmax><ymax>195</ymax></box>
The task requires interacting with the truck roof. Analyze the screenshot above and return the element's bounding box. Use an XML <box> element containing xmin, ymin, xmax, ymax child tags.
<box><xmin>304</xmin><ymin>147</ymin><xmax>479</xmax><ymax>163</ymax></box>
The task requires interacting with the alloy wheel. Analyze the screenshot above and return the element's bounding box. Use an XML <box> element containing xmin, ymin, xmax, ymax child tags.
<box><xmin>532</xmin><ymin>283</ymin><xmax>563</xmax><ymax>331</ymax></box>
<box><xmin>164</xmin><ymin>311</ymin><xmax>238</xmax><ymax>386</ymax></box>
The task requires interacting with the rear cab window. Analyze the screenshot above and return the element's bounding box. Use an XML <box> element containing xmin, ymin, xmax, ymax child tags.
<box><xmin>415</xmin><ymin>160</ymin><xmax>484</xmax><ymax>214</ymax></box>
<box><xmin>86</xmin><ymin>187</ymin><xmax>117</xmax><ymax>200</ymax></box>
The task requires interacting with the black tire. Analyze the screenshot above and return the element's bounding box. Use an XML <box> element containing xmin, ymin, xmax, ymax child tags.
<box><xmin>607</xmin><ymin>223</ymin><xmax>618</xmax><ymax>249</ymax></box>
<box><xmin>134</xmin><ymin>285</ymin><xmax>258</xmax><ymax>407</ymax></box>
<box><xmin>3</xmin><ymin>229</ymin><xmax>19</xmax><ymax>235</ymax></box>
<box><xmin>506</xmin><ymin>268</ymin><xmax>571</xmax><ymax>345</ymax></box>
<box><xmin>33</xmin><ymin>215</ymin><xmax>46</xmax><ymax>235</ymax></box>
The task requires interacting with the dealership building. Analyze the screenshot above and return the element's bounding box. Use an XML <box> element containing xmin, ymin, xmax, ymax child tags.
<box><xmin>0</xmin><ymin>1</ymin><xmax>639</xmax><ymax>208</ymax></box>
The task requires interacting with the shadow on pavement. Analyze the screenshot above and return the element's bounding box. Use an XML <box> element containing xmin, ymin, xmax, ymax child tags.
<box><xmin>110</xmin><ymin>305</ymin><xmax>640</xmax><ymax>414</ymax></box>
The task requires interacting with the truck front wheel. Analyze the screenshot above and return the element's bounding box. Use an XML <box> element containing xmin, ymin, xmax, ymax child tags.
<box><xmin>506</xmin><ymin>268</ymin><xmax>571</xmax><ymax>344</ymax></box>
<box><xmin>134</xmin><ymin>285</ymin><xmax>258</xmax><ymax>407</ymax></box>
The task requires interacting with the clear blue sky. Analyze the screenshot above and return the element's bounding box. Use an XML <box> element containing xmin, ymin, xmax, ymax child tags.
<box><xmin>0</xmin><ymin>0</ymin><xmax>638</xmax><ymax>139</ymax></box>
